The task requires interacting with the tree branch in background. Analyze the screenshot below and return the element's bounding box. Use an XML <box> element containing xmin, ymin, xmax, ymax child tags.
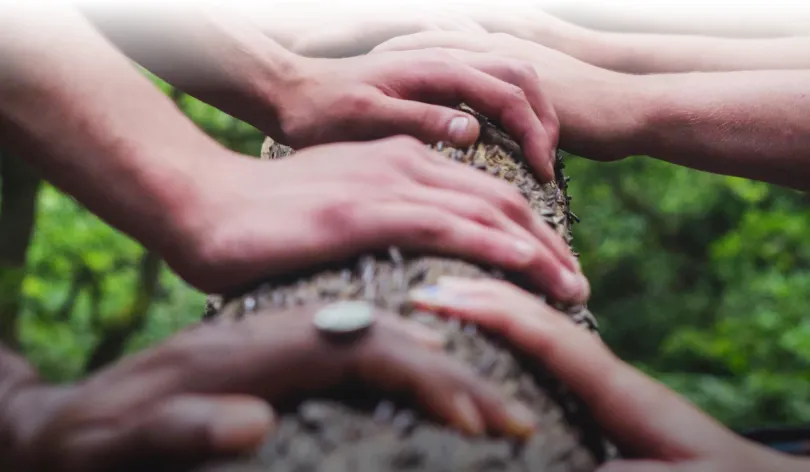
<box><xmin>0</xmin><ymin>152</ymin><xmax>42</xmax><ymax>351</ymax></box>
<box><xmin>53</xmin><ymin>260</ymin><xmax>104</xmax><ymax>325</ymax></box>
<box><xmin>83</xmin><ymin>250</ymin><xmax>161</xmax><ymax>373</ymax></box>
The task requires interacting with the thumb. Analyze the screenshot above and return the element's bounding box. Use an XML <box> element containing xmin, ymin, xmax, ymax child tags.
<box><xmin>360</xmin><ymin>97</ymin><xmax>481</xmax><ymax>147</ymax></box>
<box><xmin>103</xmin><ymin>394</ymin><xmax>275</xmax><ymax>467</ymax></box>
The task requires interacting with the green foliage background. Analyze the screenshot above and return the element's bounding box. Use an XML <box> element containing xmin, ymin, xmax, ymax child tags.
<box><xmin>2</xmin><ymin>77</ymin><xmax>809</xmax><ymax>431</ymax></box>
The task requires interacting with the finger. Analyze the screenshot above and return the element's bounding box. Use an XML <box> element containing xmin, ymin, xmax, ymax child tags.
<box><xmin>391</xmin><ymin>181</ymin><xmax>585</xmax><ymax>301</ymax></box>
<box><xmin>396</xmin><ymin>183</ymin><xmax>539</xmax><ymax>248</ymax></box>
<box><xmin>77</xmin><ymin>394</ymin><xmax>274</xmax><ymax>469</ymax></box>
<box><xmin>349</xmin><ymin>201</ymin><xmax>586</xmax><ymax>302</ymax></box>
<box><xmin>406</xmin><ymin>277</ymin><xmax>737</xmax><ymax>459</ymax></box>
<box><xmin>117</xmin><ymin>307</ymin><xmax>440</xmax><ymax>405</ymax></box>
<box><xmin>393</xmin><ymin>316</ymin><xmax>447</xmax><ymax>349</ymax></box>
<box><xmin>405</xmin><ymin>157</ymin><xmax>582</xmax><ymax>274</ymax></box>
<box><xmin>356</xmin><ymin>315</ymin><xmax>536</xmax><ymax>438</ymax></box>
<box><xmin>411</xmin><ymin>59</ymin><xmax>555</xmax><ymax>182</ymax></box>
<box><xmin>449</xmin><ymin>50</ymin><xmax>560</xmax><ymax>175</ymax></box>
<box><xmin>339</xmin><ymin>202</ymin><xmax>536</xmax><ymax>275</ymax></box>
<box><xmin>372</xmin><ymin>31</ymin><xmax>490</xmax><ymax>54</ymax></box>
<box><xmin>374</xmin><ymin>40</ymin><xmax>558</xmax><ymax>178</ymax></box>
<box><xmin>343</xmin><ymin>95</ymin><xmax>482</xmax><ymax>148</ymax></box>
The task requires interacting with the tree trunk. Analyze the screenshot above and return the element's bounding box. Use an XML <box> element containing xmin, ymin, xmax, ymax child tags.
<box><xmin>194</xmin><ymin>110</ymin><xmax>615</xmax><ymax>472</ymax></box>
<box><xmin>0</xmin><ymin>151</ymin><xmax>42</xmax><ymax>351</ymax></box>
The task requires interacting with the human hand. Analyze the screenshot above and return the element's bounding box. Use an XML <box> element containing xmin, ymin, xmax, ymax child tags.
<box><xmin>170</xmin><ymin>138</ymin><xmax>588</xmax><ymax>303</ymax></box>
<box><xmin>458</xmin><ymin>1</ymin><xmax>594</xmax><ymax>52</ymax></box>
<box><xmin>373</xmin><ymin>31</ymin><xmax>640</xmax><ymax>162</ymax></box>
<box><xmin>265</xmin><ymin>3</ymin><xmax>486</xmax><ymax>58</ymax></box>
<box><xmin>3</xmin><ymin>302</ymin><xmax>537</xmax><ymax>472</ymax></box>
<box><xmin>266</xmin><ymin>49</ymin><xmax>560</xmax><ymax>180</ymax></box>
<box><xmin>407</xmin><ymin>277</ymin><xmax>808</xmax><ymax>472</ymax></box>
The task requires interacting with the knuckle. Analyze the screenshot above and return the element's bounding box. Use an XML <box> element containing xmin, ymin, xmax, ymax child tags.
<box><xmin>378</xmin><ymin>135</ymin><xmax>425</xmax><ymax>157</ymax></box>
<box><xmin>381</xmin><ymin>138</ymin><xmax>436</xmax><ymax>171</ymax></box>
<box><xmin>419</xmin><ymin>48</ymin><xmax>460</xmax><ymax>72</ymax></box>
<box><xmin>513</xmin><ymin>61</ymin><xmax>538</xmax><ymax>81</ymax></box>
<box><xmin>505</xmin><ymin>85</ymin><xmax>529</xmax><ymax>106</ymax></box>
<box><xmin>390</xmin><ymin>135</ymin><xmax>426</xmax><ymax>154</ymax></box>
<box><xmin>491</xmin><ymin>32</ymin><xmax>514</xmax><ymax>41</ymax></box>
<box><xmin>424</xmin><ymin>47</ymin><xmax>455</xmax><ymax>61</ymax></box>
<box><xmin>316</xmin><ymin>198</ymin><xmax>365</xmax><ymax>234</ymax></box>
<box><xmin>411</xmin><ymin>213</ymin><xmax>454</xmax><ymax>242</ymax></box>
<box><xmin>497</xmin><ymin>187</ymin><xmax>531</xmax><ymax>216</ymax></box>
<box><xmin>340</xmin><ymin>89</ymin><xmax>377</xmax><ymax>115</ymax></box>
<box><xmin>469</xmin><ymin>200</ymin><xmax>500</xmax><ymax>227</ymax></box>
<box><xmin>389</xmin><ymin>134</ymin><xmax>423</xmax><ymax>147</ymax></box>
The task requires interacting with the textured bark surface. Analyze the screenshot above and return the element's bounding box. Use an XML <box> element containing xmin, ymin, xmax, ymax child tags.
<box><xmin>195</xmin><ymin>110</ymin><xmax>615</xmax><ymax>472</ymax></box>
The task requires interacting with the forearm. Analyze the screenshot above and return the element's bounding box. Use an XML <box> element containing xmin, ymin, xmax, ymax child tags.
<box><xmin>622</xmin><ymin>71</ymin><xmax>810</xmax><ymax>190</ymax></box>
<box><xmin>77</xmin><ymin>1</ymin><xmax>302</xmax><ymax>133</ymax></box>
<box><xmin>228</xmin><ymin>1</ymin><xmax>430</xmax><ymax>57</ymax></box>
<box><xmin>576</xmin><ymin>32</ymin><xmax>810</xmax><ymax>74</ymax></box>
<box><xmin>0</xmin><ymin>4</ymin><xmax>223</xmax><ymax>259</ymax></box>
<box><xmin>540</xmin><ymin>0</ymin><xmax>810</xmax><ymax>37</ymax></box>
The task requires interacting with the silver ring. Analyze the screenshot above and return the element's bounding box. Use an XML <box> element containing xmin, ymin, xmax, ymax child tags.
<box><xmin>313</xmin><ymin>301</ymin><xmax>376</xmax><ymax>336</ymax></box>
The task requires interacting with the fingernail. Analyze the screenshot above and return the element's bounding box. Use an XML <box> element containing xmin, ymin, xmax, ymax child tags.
<box><xmin>559</xmin><ymin>268</ymin><xmax>587</xmax><ymax>302</ymax></box>
<box><xmin>578</xmin><ymin>273</ymin><xmax>591</xmax><ymax>301</ymax></box>
<box><xmin>513</xmin><ymin>240</ymin><xmax>536</xmax><ymax>265</ymax></box>
<box><xmin>448</xmin><ymin>116</ymin><xmax>471</xmax><ymax>143</ymax></box>
<box><xmin>210</xmin><ymin>402</ymin><xmax>273</xmax><ymax>452</ymax></box>
<box><xmin>408</xmin><ymin>285</ymin><xmax>465</xmax><ymax>308</ymax></box>
<box><xmin>401</xmin><ymin>320</ymin><xmax>447</xmax><ymax>348</ymax></box>
<box><xmin>505</xmin><ymin>401</ymin><xmax>536</xmax><ymax>438</ymax></box>
<box><xmin>452</xmin><ymin>393</ymin><xmax>485</xmax><ymax>436</ymax></box>
<box><xmin>572</xmin><ymin>256</ymin><xmax>582</xmax><ymax>272</ymax></box>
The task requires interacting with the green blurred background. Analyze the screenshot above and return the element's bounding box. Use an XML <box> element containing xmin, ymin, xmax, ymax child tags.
<box><xmin>1</xmin><ymin>76</ymin><xmax>809</xmax><ymax>430</ymax></box>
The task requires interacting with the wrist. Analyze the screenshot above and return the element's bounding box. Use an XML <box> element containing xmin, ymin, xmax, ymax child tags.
<box><xmin>566</xmin><ymin>30</ymin><xmax>635</xmax><ymax>72</ymax></box>
<box><xmin>152</xmin><ymin>149</ymin><xmax>266</xmax><ymax>293</ymax></box>
<box><xmin>195</xmin><ymin>37</ymin><xmax>305</xmax><ymax>142</ymax></box>
<box><xmin>556</xmin><ymin>71</ymin><xmax>654</xmax><ymax>161</ymax></box>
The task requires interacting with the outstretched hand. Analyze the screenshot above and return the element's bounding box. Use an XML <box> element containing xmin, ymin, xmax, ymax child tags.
<box><xmin>408</xmin><ymin>277</ymin><xmax>809</xmax><ymax>472</ymax></box>
<box><xmin>267</xmin><ymin>49</ymin><xmax>561</xmax><ymax>181</ymax></box>
<box><xmin>372</xmin><ymin>31</ymin><xmax>639</xmax><ymax>162</ymax></box>
<box><xmin>3</xmin><ymin>303</ymin><xmax>536</xmax><ymax>471</ymax></box>
<box><xmin>171</xmin><ymin>139</ymin><xmax>589</xmax><ymax>304</ymax></box>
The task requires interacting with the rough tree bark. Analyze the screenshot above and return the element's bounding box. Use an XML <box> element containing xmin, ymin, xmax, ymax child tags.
<box><xmin>194</xmin><ymin>109</ymin><xmax>616</xmax><ymax>472</ymax></box>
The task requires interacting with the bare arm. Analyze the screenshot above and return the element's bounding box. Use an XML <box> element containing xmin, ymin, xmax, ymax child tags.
<box><xmin>539</xmin><ymin>0</ymin><xmax>810</xmax><ymax>37</ymax></box>
<box><xmin>432</xmin><ymin>1</ymin><xmax>810</xmax><ymax>74</ymax></box>
<box><xmin>375</xmin><ymin>32</ymin><xmax>810</xmax><ymax>190</ymax></box>
<box><xmin>1</xmin><ymin>2</ymin><xmax>586</xmax><ymax>303</ymax></box>
<box><xmin>75</xmin><ymin>1</ymin><xmax>297</xmax><ymax>140</ymax></box>
<box><xmin>549</xmin><ymin>28</ymin><xmax>810</xmax><ymax>74</ymax></box>
<box><xmin>0</xmin><ymin>2</ymin><xmax>222</xmax><ymax>262</ymax></box>
<box><xmin>622</xmin><ymin>70</ymin><xmax>810</xmax><ymax>190</ymax></box>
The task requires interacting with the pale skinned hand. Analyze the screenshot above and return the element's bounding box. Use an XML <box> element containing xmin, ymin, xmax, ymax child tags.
<box><xmin>265</xmin><ymin>4</ymin><xmax>487</xmax><ymax>58</ymax></box>
<box><xmin>407</xmin><ymin>277</ymin><xmax>809</xmax><ymax>472</ymax></box>
<box><xmin>372</xmin><ymin>31</ymin><xmax>639</xmax><ymax>162</ymax></box>
<box><xmin>3</xmin><ymin>304</ymin><xmax>537</xmax><ymax>472</ymax></box>
<box><xmin>458</xmin><ymin>2</ymin><xmax>593</xmax><ymax>50</ymax></box>
<box><xmin>267</xmin><ymin>50</ymin><xmax>561</xmax><ymax>180</ymax></box>
<box><xmin>173</xmin><ymin>138</ymin><xmax>589</xmax><ymax>303</ymax></box>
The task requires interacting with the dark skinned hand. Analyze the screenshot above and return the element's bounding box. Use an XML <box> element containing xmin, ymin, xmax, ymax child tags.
<box><xmin>3</xmin><ymin>304</ymin><xmax>536</xmax><ymax>472</ymax></box>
